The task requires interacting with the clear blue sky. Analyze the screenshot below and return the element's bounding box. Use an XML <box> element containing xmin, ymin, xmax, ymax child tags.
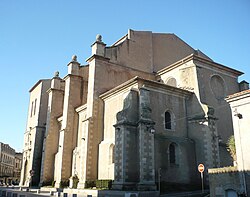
<box><xmin>0</xmin><ymin>0</ymin><xmax>249</xmax><ymax>152</ymax></box>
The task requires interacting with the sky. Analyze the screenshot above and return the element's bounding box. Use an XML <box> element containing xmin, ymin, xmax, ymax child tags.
<box><xmin>0</xmin><ymin>0</ymin><xmax>249</xmax><ymax>152</ymax></box>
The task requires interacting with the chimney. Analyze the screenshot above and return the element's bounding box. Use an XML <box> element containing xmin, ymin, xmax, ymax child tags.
<box><xmin>239</xmin><ymin>80</ymin><xmax>249</xmax><ymax>91</ymax></box>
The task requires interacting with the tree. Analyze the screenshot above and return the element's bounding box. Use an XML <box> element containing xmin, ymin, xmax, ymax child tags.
<box><xmin>227</xmin><ymin>135</ymin><xmax>237</xmax><ymax>162</ymax></box>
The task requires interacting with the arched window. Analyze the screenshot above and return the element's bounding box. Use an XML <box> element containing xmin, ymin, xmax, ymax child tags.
<box><xmin>165</xmin><ymin>111</ymin><xmax>172</xmax><ymax>130</ymax></box>
<box><xmin>169</xmin><ymin>143</ymin><xmax>179</xmax><ymax>165</ymax></box>
<box><xmin>109</xmin><ymin>144</ymin><xmax>115</xmax><ymax>164</ymax></box>
<box><xmin>169</xmin><ymin>143</ymin><xmax>176</xmax><ymax>164</ymax></box>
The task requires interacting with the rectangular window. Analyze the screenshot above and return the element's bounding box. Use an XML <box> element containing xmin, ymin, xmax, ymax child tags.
<box><xmin>34</xmin><ymin>99</ymin><xmax>37</xmax><ymax>115</ymax></box>
<box><xmin>30</xmin><ymin>101</ymin><xmax>34</xmax><ymax>117</ymax></box>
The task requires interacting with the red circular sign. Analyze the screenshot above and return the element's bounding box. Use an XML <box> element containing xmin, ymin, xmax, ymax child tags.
<box><xmin>198</xmin><ymin>164</ymin><xmax>205</xmax><ymax>173</ymax></box>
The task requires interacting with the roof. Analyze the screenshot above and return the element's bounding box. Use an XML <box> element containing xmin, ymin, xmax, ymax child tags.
<box><xmin>29</xmin><ymin>79</ymin><xmax>51</xmax><ymax>92</ymax></box>
<box><xmin>100</xmin><ymin>76</ymin><xmax>193</xmax><ymax>100</ymax></box>
<box><xmin>156</xmin><ymin>53</ymin><xmax>243</xmax><ymax>77</ymax></box>
<box><xmin>226</xmin><ymin>89</ymin><xmax>250</xmax><ymax>99</ymax></box>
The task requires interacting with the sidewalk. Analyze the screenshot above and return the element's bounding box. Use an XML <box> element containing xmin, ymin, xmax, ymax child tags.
<box><xmin>0</xmin><ymin>186</ymin><xmax>56</xmax><ymax>197</ymax></box>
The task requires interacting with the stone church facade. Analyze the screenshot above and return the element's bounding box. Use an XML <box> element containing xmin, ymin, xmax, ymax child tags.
<box><xmin>20</xmin><ymin>30</ymin><xmax>246</xmax><ymax>190</ymax></box>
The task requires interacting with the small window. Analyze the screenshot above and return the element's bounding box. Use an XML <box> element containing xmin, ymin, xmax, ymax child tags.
<box><xmin>30</xmin><ymin>102</ymin><xmax>34</xmax><ymax>117</ymax></box>
<box><xmin>165</xmin><ymin>111</ymin><xmax>171</xmax><ymax>130</ymax></box>
<box><xmin>34</xmin><ymin>99</ymin><xmax>37</xmax><ymax>115</ymax></box>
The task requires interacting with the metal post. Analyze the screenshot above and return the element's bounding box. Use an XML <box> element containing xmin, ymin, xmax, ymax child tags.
<box><xmin>158</xmin><ymin>168</ymin><xmax>161</xmax><ymax>193</ymax></box>
<box><xmin>201</xmin><ymin>172</ymin><xmax>204</xmax><ymax>193</ymax></box>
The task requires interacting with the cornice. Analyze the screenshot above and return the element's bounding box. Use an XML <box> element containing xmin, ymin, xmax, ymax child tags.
<box><xmin>29</xmin><ymin>79</ymin><xmax>51</xmax><ymax>92</ymax></box>
<box><xmin>75</xmin><ymin>104</ymin><xmax>87</xmax><ymax>113</ymax></box>
<box><xmin>100</xmin><ymin>76</ymin><xmax>193</xmax><ymax>100</ymax></box>
<box><xmin>63</xmin><ymin>74</ymin><xmax>83</xmax><ymax>81</ymax></box>
<box><xmin>46</xmin><ymin>88</ymin><xmax>64</xmax><ymax>94</ymax></box>
<box><xmin>86</xmin><ymin>54</ymin><xmax>110</xmax><ymax>63</ymax></box>
<box><xmin>156</xmin><ymin>54</ymin><xmax>243</xmax><ymax>77</ymax></box>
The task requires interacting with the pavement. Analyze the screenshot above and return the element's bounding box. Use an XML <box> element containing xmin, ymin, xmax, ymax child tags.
<box><xmin>0</xmin><ymin>186</ymin><xmax>209</xmax><ymax>197</ymax></box>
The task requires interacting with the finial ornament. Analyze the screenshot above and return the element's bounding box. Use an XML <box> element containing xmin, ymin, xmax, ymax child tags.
<box><xmin>96</xmin><ymin>34</ymin><xmax>102</xmax><ymax>42</ymax></box>
<box><xmin>54</xmin><ymin>71</ymin><xmax>59</xmax><ymax>77</ymax></box>
<box><xmin>72</xmin><ymin>55</ymin><xmax>77</xmax><ymax>62</ymax></box>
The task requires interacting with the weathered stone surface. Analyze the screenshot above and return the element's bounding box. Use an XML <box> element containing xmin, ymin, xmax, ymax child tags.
<box><xmin>20</xmin><ymin>30</ymin><xmax>245</xmax><ymax>193</ymax></box>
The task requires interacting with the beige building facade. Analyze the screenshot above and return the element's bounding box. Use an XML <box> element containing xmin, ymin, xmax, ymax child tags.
<box><xmin>20</xmin><ymin>79</ymin><xmax>51</xmax><ymax>186</ymax></box>
<box><xmin>0</xmin><ymin>143</ymin><xmax>22</xmax><ymax>185</ymax></box>
<box><xmin>13</xmin><ymin>152</ymin><xmax>22</xmax><ymax>184</ymax></box>
<box><xmin>20</xmin><ymin>30</ymin><xmax>246</xmax><ymax>191</ymax></box>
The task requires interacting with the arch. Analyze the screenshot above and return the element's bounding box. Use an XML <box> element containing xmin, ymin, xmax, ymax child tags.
<box><xmin>109</xmin><ymin>144</ymin><xmax>115</xmax><ymax>164</ymax></box>
<box><xmin>165</xmin><ymin>77</ymin><xmax>177</xmax><ymax>87</ymax></box>
<box><xmin>169</xmin><ymin>142</ymin><xmax>179</xmax><ymax>165</ymax></box>
<box><xmin>210</xmin><ymin>75</ymin><xmax>226</xmax><ymax>100</ymax></box>
<box><xmin>164</xmin><ymin>110</ymin><xmax>175</xmax><ymax>130</ymax></box>
<box><xmin>165</xmin><ymin>111</ymin><xmax>171</xmax><ymax>129</ymax></box>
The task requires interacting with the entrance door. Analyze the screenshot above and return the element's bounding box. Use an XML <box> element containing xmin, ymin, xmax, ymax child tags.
<box><xmin>226</xmin><ymin>189</ymin><xmax>237</xmax><ymax>197</ymax></box>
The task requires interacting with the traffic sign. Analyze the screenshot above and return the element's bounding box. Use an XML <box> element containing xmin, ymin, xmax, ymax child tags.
<box><xmin>198</xmin><ymin>164</ymin><xmax>204</xmax><ymax>173</ymax></box>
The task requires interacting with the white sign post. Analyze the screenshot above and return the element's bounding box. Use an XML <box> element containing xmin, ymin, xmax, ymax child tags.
<box><xmin>198</xmin><ymin>164</ymin><xmax>205</xmax><ymax>193</ymax></box>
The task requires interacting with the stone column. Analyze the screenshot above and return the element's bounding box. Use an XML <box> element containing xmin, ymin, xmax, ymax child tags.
<box><xmin>137</xmin><ymin>88</ymin><xmax>156</xmax><ymax>191</ymax></box>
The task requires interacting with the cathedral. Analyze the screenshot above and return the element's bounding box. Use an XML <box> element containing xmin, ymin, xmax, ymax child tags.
<box><xmin>20</xmin><ymin>30</ymin><xmax>247</xmax><ymax>191</ymax></box>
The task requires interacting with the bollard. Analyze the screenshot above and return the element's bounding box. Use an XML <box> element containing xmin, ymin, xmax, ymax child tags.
<box><xmin>63</xmin><ymin>193</ymin><xmax>68</xmax><ymax>197</ymax></box>
<box><xmin>72</xmin><ymin>194</ymin><xmax>77</xmax><ymax>197</ymax></box>
<box><xmin>50</xmin><ymin>191</ymin><xmax>54</xmax><ymax>196</ymax></box>
<box><xmin>37</xmin><ymin>189</ymin><xmax>40</xmax><ymax>194</ymax></box>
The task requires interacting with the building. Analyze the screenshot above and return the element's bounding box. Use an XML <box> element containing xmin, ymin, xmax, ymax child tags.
<box><xmin>20</xmin><ymin>30</ymin><xmax>246</xmax><ymax>191</ymax></box>
<box><xmin>20</xmin><ymin>79</ymin><xmax>51</xmax><ymax>186</ymax></box>
<box><xmin>0</xmin><ymin>143</ymin><xmax>22</xmax><ymax>185</ymax></box>
<box><xmin>209</xmin><ymin>86</ymin><xmax>250</xmax><ymax>196</ymax></box>
<box><xmin>13</xmin><ymin>153</ymin><xmax>23</xmax><ymax>184</ymax></box>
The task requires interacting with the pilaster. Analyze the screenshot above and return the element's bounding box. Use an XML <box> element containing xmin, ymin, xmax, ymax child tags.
<box><xmin>112</xmin><ymin>90</ymin><xmax>139</xmax><ymax>190</ymax></box>
<box><xmin>39</xmin><ymin>72</ymin><xmax>64</xmax><ymax>186</ymax></box>
<box><xmin>137</xmin><ymin>88</ymin><xmax>156</xmax><ymax>191</ymax></box>
<box><xmin>54</xmin><ymin>56</ymin><xmax>82</xmax><ymax>187</ymax></box>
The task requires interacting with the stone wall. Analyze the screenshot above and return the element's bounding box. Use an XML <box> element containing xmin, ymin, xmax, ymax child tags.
<box><xmin>208</xmin><ymin>167</ymin><xmax>249</xmax><ymax>196</ymax></box>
